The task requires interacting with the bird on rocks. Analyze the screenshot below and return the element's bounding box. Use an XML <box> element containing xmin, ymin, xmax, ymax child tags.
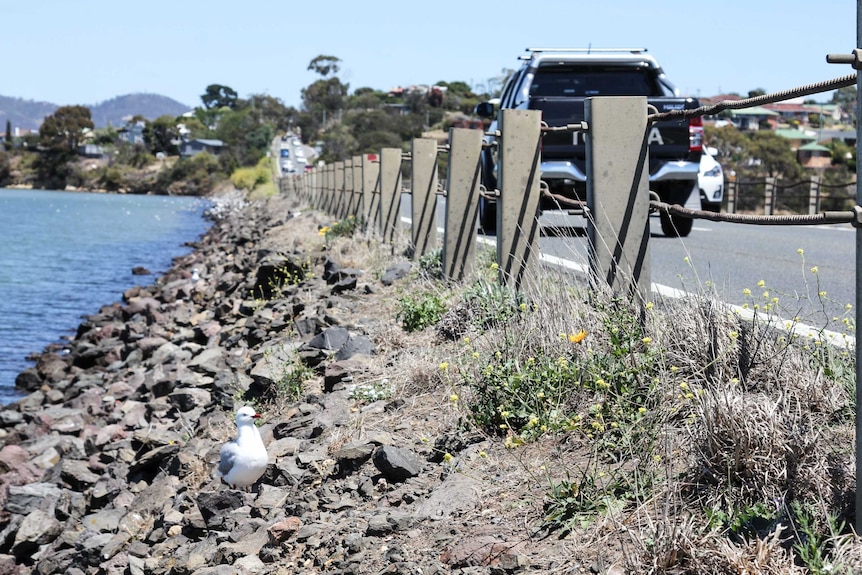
<box><xmin>218</xmin><ymin>406</ymin><xmax>268</xmax><ymax>491</ymax></box>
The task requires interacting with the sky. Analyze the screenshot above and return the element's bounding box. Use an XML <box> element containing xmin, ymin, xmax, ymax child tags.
<box><xmin>3</xmin><ymin>0</ymin><xmax>859</xmax><ymax>111</ymax></box>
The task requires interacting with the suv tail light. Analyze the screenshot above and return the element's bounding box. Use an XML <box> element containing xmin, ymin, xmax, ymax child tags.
<box><xmin>689</xmin><ymin>116</ymin><xmax>704</xmax><ymax>152</ymax></box>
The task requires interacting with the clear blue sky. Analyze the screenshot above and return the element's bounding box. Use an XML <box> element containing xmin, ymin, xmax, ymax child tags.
<box><xmin>4</xmin><ymin>0</ymin><xmax>858</xmax><ymax>110</ymax></box>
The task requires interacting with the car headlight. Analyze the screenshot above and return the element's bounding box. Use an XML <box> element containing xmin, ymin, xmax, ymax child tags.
<box><xmin>703</xmin><ymin>166</ymin><xmax>722</xmax><ymax>178</ymax></box>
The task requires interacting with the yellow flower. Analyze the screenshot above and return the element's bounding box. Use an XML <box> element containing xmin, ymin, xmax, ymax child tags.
<box><xmin>645</xmin><ymin>301</ymin><xmax>654</xmax><ymax>310</ymax></box>
<box><xmin>729</xmin><ymin>331</ymin><xmax>739</xmax><ymax>339</ymax></box>
<box><xmin>568</xmin><ymin>330</ymin><xmax>587</xmax><ymax>343</ymax></box>
<box><xmin>683</xmin><ymin>256</ymin><xmax>690</xmax><ymax>264</ymax></box>
<box><xmin>449</xmin><ymin>394</ymin><xmax>458</xmax><ymax>403</ymax></box>
<box><xmin>318</xmin><ymin>226</ymin><xmax>330</xmax><ymax>236</ymax></box>
<box><xmin>811</xmin><ymin>266</ymin><xmax>818</xmax><ymax>274</ymax></box>
<box><xmin>519</xmin><ymin>302</ymin><xmax>527</xmax><ymax>311</ymax></box>
<box><xmin>819</xmin><ymin>290</ymin><xmax>827</xmax><ymax>297</ymax></box>
<box><xmin>762</xmin><ymin>291</ymin><xmax>769</xmax><ymax>298</ymax></box>
<box><xmin>536</xmin><ymin>391</ymin><xmax>545</xmax><ymax>399</ymax></box>
<box><xmin>479</xmin><ymin>451</ymin><xmax>487</xmax><ymax>458</ymax></box>
<box><xmin>797</xmin><ymin>248</ymin><xmax>804</xmax><ymax>255</ymax></box>
<box><xmin>443</xmin><ymin>452</ymin><xmax>453</xmax><ymax>463</ymax></box>
<box><xmin>527</xmin><ymin>417</ymin><xmax>540</xmax><ymax>428</ymax></box>
<box><xmin>463</xmin><ymin>337</ymin><xmax>471</xmax><ymax>345</ymax></box>
<box><xmin>670</xmin><ymin>366</ymin><xmax>679</xmax><ymax>373</ymax></box>
<box><xmin>439</xmin><ymin>362</ymin><xmax>449</xmax><ymax>370</ymax></box>
<box><xmin>638</xmin><ymin>407</ymin><xmax>647</xmax><ymax>414</ymax></box>
<box><xmin>642</xmin><ymin>337</ymin><xmax>652</xmax><ymax>345</ymax></box>
<box><xmin>490</xmin><ymin>262</ymin><xmax>499</xmax><ymax>270</ymax></box>
<box><xmin>472</xmin><ymin>352</ymin><xmax>480</xmax><ymax>359</ymax></box>
<box><xmin>742</xmin><ymin>288</ymin><xmax>751</xmax><ymax>296</ymax></box>
<box><xmin>757</xmin><ymin>279</ymin><xmax>765</xmax><ymax>287</ymax></box>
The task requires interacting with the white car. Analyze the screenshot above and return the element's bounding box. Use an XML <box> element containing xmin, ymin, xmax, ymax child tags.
<box><xmin>698</xmin><ymin>146</ymin><xmax>724</xmax><ymax>212</ymax></box>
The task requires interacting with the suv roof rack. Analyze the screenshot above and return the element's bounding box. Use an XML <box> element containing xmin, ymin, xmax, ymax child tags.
<box><xmin>521</xmin><ymin>47</ymin><xmax>648</xmax><ymax>59</ymax></box>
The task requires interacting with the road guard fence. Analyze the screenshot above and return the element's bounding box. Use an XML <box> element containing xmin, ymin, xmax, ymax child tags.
<box><xmin>281</xmin><ymin>44</ymin><xmax>862</xmax><ymax>528</ymax></box>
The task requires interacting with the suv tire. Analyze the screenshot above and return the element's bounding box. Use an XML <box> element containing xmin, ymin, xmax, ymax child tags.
<box><xmin>659</xmin><ymin>212</ymin><xmax>693</xmax><ymax>237</ymax></box>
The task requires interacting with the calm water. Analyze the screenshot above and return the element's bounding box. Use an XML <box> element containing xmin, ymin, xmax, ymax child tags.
<box><xmin>0</xmin><ymin>189</ymin><xmax>211</xmax><ymax>405</ymax></box>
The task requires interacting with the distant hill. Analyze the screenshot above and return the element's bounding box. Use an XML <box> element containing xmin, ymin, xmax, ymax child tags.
<box><xmin>0</xmin><ymin>93</ymin><xmax>193</xmax><ymax>132</ymax></box>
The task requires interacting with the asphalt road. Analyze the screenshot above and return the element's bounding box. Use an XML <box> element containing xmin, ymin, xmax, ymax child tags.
<box><xmin>539</xmin><ymin>214</ymin><xmax>856</xmax><ymax>333</ymax></box>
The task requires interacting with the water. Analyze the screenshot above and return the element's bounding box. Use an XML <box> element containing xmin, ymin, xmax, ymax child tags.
<box><xmin>0</xmin><ymin>188</ymin><xmax>211</xmax><ymax>405</ymax></box>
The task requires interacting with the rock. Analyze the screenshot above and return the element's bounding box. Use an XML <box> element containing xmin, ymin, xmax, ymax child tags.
<box><xmin>381</xmin><ymin>262</ymin><xmax>412</xmax><ymax>285</ymax></box>
<box><xmin>372</xmin><ymin>446</ymin><xmax>424</xmax><ymax>482</ymax></box>
<box><xmin>196</xmin><ymin>490</ymin><xmax>245</xmax><ymax>530</ymax></box>
<box><xmin>12</xmin><ymin>509</ymin><xmax>62</xmax><ymax>557</ymax></box>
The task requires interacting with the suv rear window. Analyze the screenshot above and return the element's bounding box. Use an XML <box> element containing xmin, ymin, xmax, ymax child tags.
<box><xmin>529</xmin><ymin>65</ymin><xmax>659</xmax><ymax>97</ymax></box>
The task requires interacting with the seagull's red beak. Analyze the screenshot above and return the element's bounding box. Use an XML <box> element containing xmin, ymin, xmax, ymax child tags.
<box><xmin>252</xmin><ymin>414</ymin><xmax>261</xmax><ymax>419</ymax></box>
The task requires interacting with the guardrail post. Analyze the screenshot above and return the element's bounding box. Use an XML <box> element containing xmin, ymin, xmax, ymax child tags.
<box><xmin>379</xmin><ymin>148</ymin><xmax>403</xmax><ymax>243</ymax></box>
<box><xmin>808</xmin><ymin>176</ymin><xmax>821</xmax><ymax>215</ymax></box>
<box><xmin>362</xmin><ymin>153</ymin><xmax>381</xmax><ymax>233</ymax></box>
<box><xmin>586</xmin><ymin>96</ymin><xmax>651</xmax><ymax>302</ymax></box>
<box><xmin>410</xmin><ymin>138</ymin><xmax>439</xmax><ymax>260</ymax></box>
<box><xmin>726</xmin><ymin>179</ymin><xmax>737</xmax><ymax>214</ymax></box>
<box><xmin>443</xmin><ymin>127</ymin><xmax>483</xmax><ymax>281</ymax></box>
<box><xmin>334</xmin><ymin>161</ymin><xmax>346</xmax><ymax>220</ymax></box>
<box><xmin>764</xmin><ymin>177</ymin><xmax>776</xmax><ymax>215</ymax></box>
<box><xmin>497</xmin><ymin>109</ymin><xmax>542</xmax><ymax>290</ymax></box>
<box><xmin>325</xmin><ymin>163</ymin><xmax>336</xmax><ymax>216</ymax></box>
<box><xmin>351</xmin><ymin>155</ymin><xmax>363</xmax><ymax>220</ymax></box>
<box><xmin>343</xmin><ymin>158</ymin><xmax>355</xmax><ymax>220</ymax></box>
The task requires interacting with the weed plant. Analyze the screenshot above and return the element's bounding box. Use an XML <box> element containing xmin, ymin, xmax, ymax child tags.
<box><xmin>408</xmin><ymin>245</ymin><xmax>859</xmax><ymax>573</ymax></box>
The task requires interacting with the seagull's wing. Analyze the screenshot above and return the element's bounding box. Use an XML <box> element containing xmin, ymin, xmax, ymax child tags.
<box><xmin>218</xmin><ymin>440</ymin><xmax>239</xmax><ymax>477</ymax></box>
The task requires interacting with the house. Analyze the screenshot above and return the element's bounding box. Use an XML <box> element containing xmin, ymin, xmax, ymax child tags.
<box><xmin>774</xmin><ymin>128</ymin><xmax>818</xmax><ymax>151</ymax></box>
<box><xmin>180</xmin><ymin>139</ymin><xmax>224</xmax><ymax>158</ymax></box>
<box><xmin>119</xmin><ymin>121</ymin><xmax>145</xmax><ymax>146</ymax></box>
<box><xmin>797</xmin><ymin>142</ymin><xmax>832</xmax><ymax>169</ymax></box>
<box><xmin>728</xmin><ymin>106</ymin><xmax>781</xmax><ymax>130</ymax></box>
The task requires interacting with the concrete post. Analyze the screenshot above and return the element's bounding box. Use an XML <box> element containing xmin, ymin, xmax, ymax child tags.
<box><xmin>379</xmin><ymin>148</ymin><xmax>403</xmax><ymax>243</ymax></box>
<box><xmin>764</xmin><ymin>177</ymin><xmax>776</xmax><ymax>216</ymax></box>
<box><xmin>443</xmin><ymin>128</ymin><xmax>483</xmax><ymax>281</ymax></box>
<box><xmin>334</xmin><ymin>161</ymin><xmax>346</xmax><ymax>220</ymax></box>
<box><xmin>362</xmin><ymin>153</ymin><xmax>381</xmax><ymax>232</ymax></box>
<box><xmin>726</xmin><ymin>179</ymin><xmax>736</xmax><ymax>214</ymax></box>
<box><xmin>497</xmin><ymin>109</ymin><xmax>542</xmax><ymax>291</ymax></box>
<box><xmin>410</xmin><ymin>138</ymin><xmax>439</xmax><ymax>260</ymax></box>
<box><xmin>586</xmin><ymin>96</ymin><xmax>651</xmax><ymax>302</ymax></box>
<box><xmin>808</xmin><ymin>176</ymin><xmax>821</xmax><ymax>215</ymax></box>
<box><xmin>352</xmin><ymin>155</ymin><xmax>363</xmax><ymax>219</ymax></box>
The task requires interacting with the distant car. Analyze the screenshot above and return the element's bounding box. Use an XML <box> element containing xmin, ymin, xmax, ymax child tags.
<box><xmin>698</xmin><ymin>146</ymin><xmax>724</xmax><ymax>212</ymax></box>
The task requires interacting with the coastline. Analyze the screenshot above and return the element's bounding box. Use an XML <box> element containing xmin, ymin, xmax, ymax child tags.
<box><xmin>0</xmin><ymin>189</ymin><xmax>553</xmax><ymax>573</ymax></box>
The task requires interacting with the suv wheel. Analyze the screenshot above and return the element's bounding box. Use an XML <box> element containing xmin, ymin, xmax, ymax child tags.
<box><xmin>659</xmin><ymin>212</ymin><xmax>693</xmax><ymax>237</ymax></box>
<box><xmin>479</xmin><ymin>197</ymin><xmax>497</xmax><ymax>234</ymax></box>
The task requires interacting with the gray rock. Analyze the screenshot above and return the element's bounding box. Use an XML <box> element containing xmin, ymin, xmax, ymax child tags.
<box><xmin>417</xmin><ymin>473</ymin><xmax>483</xmax><ymax>519</ymax></box>
<box><xmin>11</xmin><ymin>509</ymin><xmax>62</xmax><ymax>556</ymax></box>
<box><xmin>196</xmin><ymin>490</ymin><xmax>244</xmax><ymax>530</ymax></box>
<box><xmin>168</xmin><ymin>388</ymin><xmax>212</xmax><ymax>412</ymax></box>
<box><xmin>381</xmin><ymin>262</ymin><xmax>412</xmax><ymax>285</ymax></box>
<box><xmin>305</xmin><ymin>326</ymin><xmax>350</xmax><ymax>351</ymax></box>
<box><xmin>373</xmin><ymin>446</ymin><xmax>423</xmax><ymax>482</ymax></box>
<box><xmin>5</xmin><ymin>483</ymin><xmax>63</xmax><ymax>515</ymax></box>
<box><xmin>335</xmin><ymin>335</ymin><xmax>376</xmax><ymax>361</ymax></box>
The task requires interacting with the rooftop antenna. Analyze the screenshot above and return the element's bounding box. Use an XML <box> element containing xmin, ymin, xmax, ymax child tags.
<box><xmin>587</xmin><ymin>43</ymin><xmax>592</xmax><ymax>54</ymax></box>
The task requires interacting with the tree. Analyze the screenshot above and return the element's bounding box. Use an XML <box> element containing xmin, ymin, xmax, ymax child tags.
<box><xmin>307</xmin><ymin>55</ymin><xmax>341</xmax><ymax>78</ymax></box>
<box><xmin>143</xmin><ymin>115</ymin><xmax>180</xmax><ymax>155</ymax></box>
<box><xmin>4</xmin><ymin>120</ymin><xmax>11</xmax><ymax>151</ymax></box>
<box><xmin>39</xmin><ymin>105</ymin><xmax>93</xmax><ymax>152</ymax></box>
<box><xmin>747</xmin><ymin>88</ymin><xmax>767</xmax><ymax>98</ymax></box>
<box><xmin>201</xmin><ymin>84</ymin><xmax>239</xmax><ymax>110</ymax></box>
<box><xmin>748</xmin><ymin>131</ymin><xmax>802</xmax><ymax>179</ymax></box>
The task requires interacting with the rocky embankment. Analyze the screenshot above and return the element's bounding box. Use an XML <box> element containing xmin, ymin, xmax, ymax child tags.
<box><xmin>0</xmin><ymin>191</ymin><xmax>565</xmax><ymax>574</ymax></box>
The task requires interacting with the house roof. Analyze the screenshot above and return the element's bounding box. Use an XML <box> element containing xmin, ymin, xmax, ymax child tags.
<box><xmin>798</xmin><ymin>142</ymin><xmax>830</xmax><ymax>152</ymax></box>
<box><xmin>729</xmin><ymin>106</ymin><xmax>779</xmax><ymax>117</ymax></box>
<box><xmin>191</xmin><ymin>139</ymin><xmax>224</xmax><ymax>147</ymax></box>
<box><xmin>774</xmin><ymin>128</ymin><xmax>817</xmax><ymax>140</ymax></box>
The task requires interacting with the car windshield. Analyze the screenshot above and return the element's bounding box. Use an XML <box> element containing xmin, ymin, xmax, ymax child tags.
<box><xmin>530</xmin><ymin>65</ymin><xmax>659</xmax><ymax>97</ymax></box>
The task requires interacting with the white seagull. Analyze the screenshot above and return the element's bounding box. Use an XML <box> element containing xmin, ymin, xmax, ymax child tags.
<box><xmin>218</xmin><ymin>406</ymin><xmax>268</xmax><ymax>490</ymax></box>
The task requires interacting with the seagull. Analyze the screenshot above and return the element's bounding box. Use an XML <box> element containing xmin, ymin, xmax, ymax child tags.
<box><xmin>218</xmin><ymin>406</ymin><xmax>268</xmax><ymax>491</ymax></box>
<box><xmin>191</xmin><ymin>268</ymin><xmax>200</xmax><ymax>283</ymax></box>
